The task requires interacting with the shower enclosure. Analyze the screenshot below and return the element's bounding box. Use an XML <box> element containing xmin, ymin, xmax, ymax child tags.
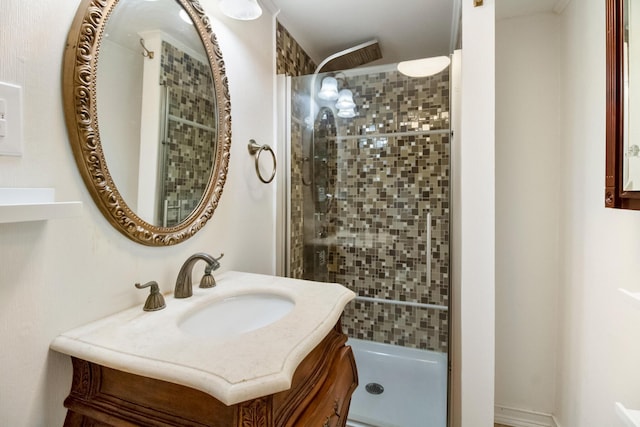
<box><xmin>284</xmin><ymin>62</ymin><xmax>451</xmax><ymax>427</ymax></box>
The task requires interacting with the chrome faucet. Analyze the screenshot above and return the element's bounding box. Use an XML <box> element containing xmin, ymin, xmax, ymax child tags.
<box><xmin>174</xmin><ymin>253</ymin><xmax>224</xmax><ymax>298</ymax></box>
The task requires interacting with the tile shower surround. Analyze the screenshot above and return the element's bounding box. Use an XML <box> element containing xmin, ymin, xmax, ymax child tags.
<box><xmin>276</xmin><ymin>21</ymin><xmax>317</xmax><ymax>76</ymax></box>
<box><xmin>160</xmin><ymin>41</ymin><xmax>215</xmax><ymax>226</ymax></box>
<box><xmin>276</xmin><ymin>22</ymin><xmax>449</xmax><ymax>352</ymax></box>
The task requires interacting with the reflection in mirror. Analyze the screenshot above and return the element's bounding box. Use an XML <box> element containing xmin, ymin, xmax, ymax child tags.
<box><xmin>301</xmin><ymin>107</ymin><xmax>336</xmax><ymax>282</ymax></box>
<box><xmin>97</xmin><ymin>0</ymin><xmax>216</xmax><ymax>227</ymax></box>
<box><xmin>63</xmin><ymin>0</ymin><xmax>231</xmax><ymax>245</ymax></box>
<box><xmin>312</xmin><ymin>107</ymin><xmax>336</xmax><ymax>217</ymax></box>
<box><xmin>623</xmin><ymin>0</ymin><xmax>637</xmax><ymax>190</ymax></box>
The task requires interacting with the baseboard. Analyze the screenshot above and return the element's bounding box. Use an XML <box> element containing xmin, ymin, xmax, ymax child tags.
<box><xmin>495</xmin><ymin>405</ymin><xmax>559</xmax><ymax>427</ymax></box>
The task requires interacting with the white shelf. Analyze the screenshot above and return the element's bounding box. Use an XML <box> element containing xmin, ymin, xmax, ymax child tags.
<box><xmin>0</xmin><ymin>188</ymin><xmax>82</xmax><ymax>223</ymax></box>
<box><xmin>616</xmin><ymin>402</ymin><xmax>640</xmax><ymax>427</ymax></box>
<box><xmin>619</xmin><ymin>288</ymin><xmax>640</xmax><ymax>310</ymax></box>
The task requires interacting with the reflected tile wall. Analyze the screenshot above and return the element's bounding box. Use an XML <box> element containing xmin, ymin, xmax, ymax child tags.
<box><xmin>160</xmin><ymin>41</ymin><xmax>215</xmax><ymax>226</ymax></box>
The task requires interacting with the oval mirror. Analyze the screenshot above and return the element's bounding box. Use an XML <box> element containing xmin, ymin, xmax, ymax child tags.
<box><xmin>63</xmin><ymin>0</ymin><xmax>231</xmax><ymax>245</ymax></box>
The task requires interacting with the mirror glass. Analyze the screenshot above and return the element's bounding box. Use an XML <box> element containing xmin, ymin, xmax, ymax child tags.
<box><xmin>98</xmin><ymin>0</ymin><xmax>216</xmax><ymax>227</ymax></box>
<box><xmin>64</xmin><ymin>0</ymin><xmax>231</xmax><ymax>244</ymax></box>
<box><xmin>623</xmin><ymin>0</ymin><xmax>639</xmax><ymax>190</ymax></box>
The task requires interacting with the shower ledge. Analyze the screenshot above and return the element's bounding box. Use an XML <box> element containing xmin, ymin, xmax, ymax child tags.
<box><xmin>616</xmin><ymin>402</ymin><xmax>640</xmax><ymax>427</ymax></box>
<box><xmin>0</xmin><ymin>188</ymin><xmax>82</xmax><ymax>223</ymax></box>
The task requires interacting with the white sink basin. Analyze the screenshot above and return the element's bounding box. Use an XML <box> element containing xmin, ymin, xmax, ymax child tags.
<box><xmin>178</xmin><ymin>293</ymin><xmax>295</xmax><ymax>340</ymax></box>
<box><xmin>50</xmin><ymin>271</ymin><xmax>355</xmax><ymax>405</ymax></box>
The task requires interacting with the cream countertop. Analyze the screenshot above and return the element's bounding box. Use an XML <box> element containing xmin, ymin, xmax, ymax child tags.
<box><xmin>50</xmin><ymin>271</ymin><xmax>355</xmax><ymax>405</ymax></box>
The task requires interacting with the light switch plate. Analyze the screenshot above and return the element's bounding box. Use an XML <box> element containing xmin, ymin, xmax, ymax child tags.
<box><xmin>0</xmin><ymin>82</ymin><xmax>23</xmax><ymax>156</ymax></box>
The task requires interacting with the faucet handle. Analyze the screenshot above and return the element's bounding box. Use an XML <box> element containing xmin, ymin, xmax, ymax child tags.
<box><xmin>204</xmin><ymin>253</ymin><xmax>224</xmax><ymax>273</ymax></box>
<box><xmin>200</xmin><ymin>253</ymin><xmax>224</xmax><ymax>289</ymax></box>
<box><xmin>135</xmin><ymin>281</ymin><xmax>166</xmax><ymax>312</ymax></box>
<box><xmin>213</xmin><ymin>253</ymin><xmax>224</xmax><ymax>269</ymax></box>
<box><xmin>199</xmin><ymin>272</ymin><xmax>216</xmax><ymax>289</ymax></box>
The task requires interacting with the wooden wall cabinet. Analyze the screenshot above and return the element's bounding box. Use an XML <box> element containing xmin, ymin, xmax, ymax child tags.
<box><xmin>61</xmin><ymin>322</ymin><xmax>357</xmax><ymax>427</ymax></box>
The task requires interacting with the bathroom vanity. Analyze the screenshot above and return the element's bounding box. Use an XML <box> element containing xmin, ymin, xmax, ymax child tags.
<box><xmin>51</xmin><ymin>272</ymin><xmax>357</xmax><ymax>426</ymax></box>
<box><xmin>62</xmin><ymin>322</ymin><xmax>356</xmax><ymax>426</ymax></box>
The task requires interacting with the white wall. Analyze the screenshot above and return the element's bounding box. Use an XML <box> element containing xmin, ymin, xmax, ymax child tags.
<box><xmin>0</xmin><ymin>0</ymin><xmax>276</xmax><ymax>425</ymax></box>
<box><xmin>98</xmin><ymin>39</ymin><xmax>143</xmax><ymax>209</ymax></box>
<box><xmin>556</xmin><ymin>0</ymin><xmax>640</xmax><ymax>425</ymax></box>
<box><xmin>495</xmin><ymin>13</ymin><xmax>561</xmax><ymax>419</ymax></box>
<box><xmin>454</xmin><ymin>0</ymin><xmax>496</xmax><ymax>426</ymax></box>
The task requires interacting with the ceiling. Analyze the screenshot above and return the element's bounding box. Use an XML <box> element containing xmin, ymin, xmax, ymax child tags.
<box><xmin>269</xmin><ymin>0</ymin><xmax>570</xmax><ymax>68</ymax></box>
<box><xmin>496</xmin><ymin>0</ymin><xmax>570</xmax><ymax>20</ymax></box>
<box><xmin>105</xmin><ymin>0</ymin><xmax>205</xmax><ymax>56</ymax></box>
<box><xmin>271</xmin><ymin>0</ymin><xmax>458</xmax><ymax>67</ymax></box>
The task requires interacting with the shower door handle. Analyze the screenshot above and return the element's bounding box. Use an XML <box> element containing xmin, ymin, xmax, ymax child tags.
<box><xmin>426</xmin><ymin>211</ymin><xmax>432</xmax><ymax>286</ymax></box>
<box><xmin>302</xmin><ymin>156</ymin><xmax>311</xmax><ymax>186</ymax></box>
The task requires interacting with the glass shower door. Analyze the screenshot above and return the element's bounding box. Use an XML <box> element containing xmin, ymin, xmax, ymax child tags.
<box><xmin>286</xmin><ymin>62</ymin><xmax>451</xmax><ymax>427</ymax></box>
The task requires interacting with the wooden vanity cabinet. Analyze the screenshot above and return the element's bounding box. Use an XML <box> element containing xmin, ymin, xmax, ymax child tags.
<box><xmin>61</xmin><ymin>322</ymin><xmax>358</xmax><ymax>427</ymax></box>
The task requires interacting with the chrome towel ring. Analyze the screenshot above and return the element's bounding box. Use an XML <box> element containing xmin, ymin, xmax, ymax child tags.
<box><xmin>247</xmin><ymin>140</ymin><xmax>277</xmax><ymax>184</ymax></box>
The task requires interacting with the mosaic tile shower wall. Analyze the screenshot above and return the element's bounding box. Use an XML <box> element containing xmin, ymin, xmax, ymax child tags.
<box><xmin>276</xmin><ymin>21</ymin><xmax>317</xmax><ymax>76</ymax></box>
<box><xmin>160</xmin><ymin>41</ymin><xmax>215</xmax><ymax>226</ymax></box>
<box><xmin>276</xmin><ymin>21</ymin><xmax>316</xmax><ymax>279</ymax></box>
<box><xmin>316</xmin><ymin>68</ymin><xmax>450</xmax><ymax>352</ymax></box>
<box><xmin>275</xmin><ymin>22</ymin><xmax>450</xmax><ymax>352</ymax></box>
<box><xmin>331</xmin><ymin>68</ymin><xmax>450</xmax><ymax>352</ymax></box>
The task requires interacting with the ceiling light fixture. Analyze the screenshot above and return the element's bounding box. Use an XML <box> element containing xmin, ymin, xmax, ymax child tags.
<box><xmin>318</xmin><ymin>77</ymin><xmax>340</xmax><ymax>101</ymax></box>
<box><xmin>335</xmin><ymin>89</ymin><xmax>356</xmax><ymax>110</ymax></box>
<box><xmin>316</xmin><ymin>75</ymin><xmax>358</xmax><ymax>119</ymax></box>
<box><xmin>337</xmin><ymin>108</ymin><xmax>356</xmax><ymax>119</ymax></box>
<box><xmin>397</xmin><ymin>56</ymin><xmax>451</xmax><ymax>78</ymax></box>
<box><xmin>219</xmin><ymin>0</ymin><xmax>262</xmax><ymax>21</ymax></box>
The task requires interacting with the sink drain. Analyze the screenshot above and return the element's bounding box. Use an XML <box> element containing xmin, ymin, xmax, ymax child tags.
<box><xmin>365</xmin><ymin>382</ymin><xmax>384</xmax><ymax>395</ymax></box>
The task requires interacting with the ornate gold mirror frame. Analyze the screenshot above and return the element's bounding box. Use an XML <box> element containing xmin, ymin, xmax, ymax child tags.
<box><xmin>63</xmin><ymin>0</ymin><xmax>231</xmax><ymax>245</ymax></box>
